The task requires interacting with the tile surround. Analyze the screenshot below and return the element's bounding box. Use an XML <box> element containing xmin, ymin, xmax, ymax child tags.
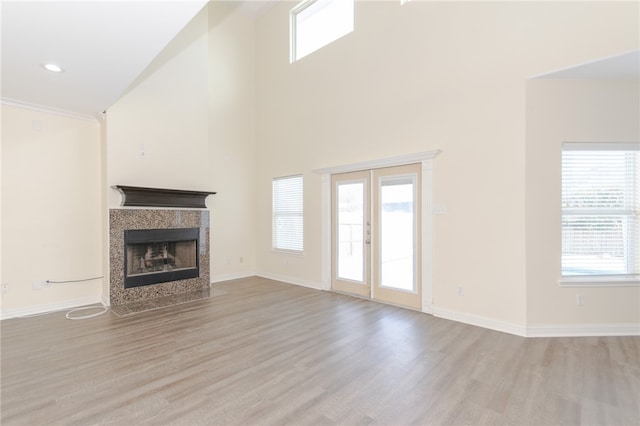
<box><xmin>109</xmin><ymin>209</ymin><xmax>210</xmax><ymax>306</ymax></box>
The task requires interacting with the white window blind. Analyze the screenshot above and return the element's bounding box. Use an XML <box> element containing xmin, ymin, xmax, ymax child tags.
<box><xmin>290</xmin><ymin>0</ymin><xmax>354</xmax><ymax>62</ymax></box>
<box><xmin>562</xmin><ymin>143</ymin><xmax>639</xmax><ymax>280</ymax></box>
<box><xmin>273</xmin><ymin>175</ymin><xmax>304</xmax><ymax>252</ymax></box>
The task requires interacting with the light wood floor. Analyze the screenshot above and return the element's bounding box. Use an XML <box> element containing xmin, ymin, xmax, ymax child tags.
<box><xmin>2</xmin><ymin>277</ymin><xmax>639</xmax><ymax>425</ymax></box>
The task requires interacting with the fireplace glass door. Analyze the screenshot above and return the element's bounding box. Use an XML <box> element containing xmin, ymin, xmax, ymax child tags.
<box><xmin>124</xmin><ymin>228</ymin><xmax>200</xmax><ymax>288</ymax></box>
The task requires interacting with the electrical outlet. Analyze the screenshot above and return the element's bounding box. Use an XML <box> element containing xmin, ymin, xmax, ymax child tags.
<box><xmin>33</xmin><ymin>280</ymin><xmax>48</xmax><ymax>290</ymax></box>
<box><xmin>457</xmin><ymin>286</ymin><xmax>463</xmax><ymax>296</ymax></box>
<box><xmin>240</xmin><ymin>257</ymin><xmax>244</xmax><ymax>264</ymax></box>
<box><xmin>576</xmin><ymin>294</ymin><xmax>584</xmax><ymax>306</ymax></box>
<box><xmin>433</xmin><ymin>205</ymin><xmax>447</xmax><ymax>215</ymax></box>
<box><xmin>1</xmin><ymin>283</ymin><xmax>8</xmax><ymax>294</ymax></box>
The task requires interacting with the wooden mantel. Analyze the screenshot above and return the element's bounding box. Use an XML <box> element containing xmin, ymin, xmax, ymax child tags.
<box><xmin>113</xmin><ymin>186</ymin><xmax>216</xmax><ymax>209</ymax></box>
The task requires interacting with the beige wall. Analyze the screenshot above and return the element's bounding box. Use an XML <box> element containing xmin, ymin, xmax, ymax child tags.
<box><xmin>106</xmin><ymin>3</ymin><xmax>258</xmax><ymax>283</ymax></box>
<box><xmin>207</xmin><ymin>3</ymin><xmax>258</xmax><ymax>280</ymax></box>
<box><xmin>106</xmin><ymin>8</ymin><xmax>211</xmax><ymax>207</ymax></box>
<box><xmin>254</xmin><ymin>1</ymin><xmax>638</xmax><ymax>329</ymax></box>
<box><xmin>526</xmin><ymin>79</ymin><xmax>640</xmax><ymax>328</ymax></box>
<box><xmin>0</xmin><ymin>105</ymin><xmax>102</xmax><ymax>315</ymax></box>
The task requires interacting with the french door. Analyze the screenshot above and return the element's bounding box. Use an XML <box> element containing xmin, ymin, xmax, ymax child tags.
<box><xmin>331</xmin><ymin>164</ymin><xmax>421</xmax><ymax>309</ymax></box>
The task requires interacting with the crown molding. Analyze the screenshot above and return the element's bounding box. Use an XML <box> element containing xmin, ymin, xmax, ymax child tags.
<box><xmin>1</xmin><ymin>98</ymin><xmax>99</xmax><ymax>122</ymax></box>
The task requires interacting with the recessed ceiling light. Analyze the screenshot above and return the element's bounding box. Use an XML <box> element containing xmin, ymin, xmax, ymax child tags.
<box><xmin>43</xmin><ymin>63</ymin><xmax>63</xmax><ymax>73</ymax></box>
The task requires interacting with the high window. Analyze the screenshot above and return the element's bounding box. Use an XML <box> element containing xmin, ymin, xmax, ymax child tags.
<box><xmin>273</xmin><ymin>175</ymin><xmax>304</xmax><ymax>252</ymax></box>
<box><xmin>290</xmin><ymin>0</ymin><xmax>354</xmax><ymax>62</ymax></box>
<box><xmin>561</xmin><ymin>142</ymin><xmax>639</xmax><ymax>284</ymax></box>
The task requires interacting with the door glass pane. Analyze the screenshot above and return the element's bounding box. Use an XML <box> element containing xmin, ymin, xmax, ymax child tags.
<box><xmin>337</xmin><ymin>182</ymin><xmax>365</xmax><ymax>282</ymax></box>
<box><xmin>380</xmin><ymin>177</ymin><xmax>415</xmax><ymax>291</ymax></box>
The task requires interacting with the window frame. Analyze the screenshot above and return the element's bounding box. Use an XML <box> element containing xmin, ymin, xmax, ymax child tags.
<box><xmin>290</xmin><ymin>0</ymin><xmax>315</xmax><ymax>63</ymax></box>
<box><xmin>290</xmin><ymin>0</ymin><xmax>355</xmax><ymax>63</ymax></box>
<box><xmin>272</xmin><ymin>174</ymin><xmax>304</xmax><ymax>254</ymax></box>
<box><xmin>559</xmin><ymin>142</ymin><xmax>640</xmax><ymax>287</ymax></box>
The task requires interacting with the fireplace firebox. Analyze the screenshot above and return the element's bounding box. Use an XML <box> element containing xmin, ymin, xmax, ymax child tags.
<box><xmin>124</xmin><ymin>228</ymin><xmax>200</xmax><ymax>288</ymax></box>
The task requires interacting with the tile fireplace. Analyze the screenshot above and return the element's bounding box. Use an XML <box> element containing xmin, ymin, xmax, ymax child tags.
<box><xmin>109</xmin><ymin>209</ymin><xmax>210</xmax><ymax>307</ymax></box>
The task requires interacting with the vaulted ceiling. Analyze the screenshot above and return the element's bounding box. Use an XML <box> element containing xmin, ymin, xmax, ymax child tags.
<box><xmin>1</xmin><ymin>0</ymin><xmax>209</xmax><ymax>118</ymax></box>
<box><xmin>1</xmin><ymin>1</ymin><xmax>637</xmax><ymax>120</ymax></box>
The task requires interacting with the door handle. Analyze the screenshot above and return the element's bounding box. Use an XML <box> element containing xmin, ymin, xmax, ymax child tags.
<box><xmin>365</xmin><ymin>239</ymin><xmax>371</xmax><ymax>244</ymax></box>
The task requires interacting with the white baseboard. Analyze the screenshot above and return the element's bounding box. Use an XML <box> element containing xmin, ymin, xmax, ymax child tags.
<box><xmin>433</xmin><ymin>306</ymin><xmax>640</xmax><ymax>337</ymax></box>
<box><xmin>1</xmin><ymin>296</ymin><xmax>104</xmax><ymax>320</ymax></box>
<box><xmin>211</xmin><ymin>270</ymin><xmax>257</xmax><ymax>284</ymax></box>
<box><xmin>101</xmin><ymin>295</ymin><xmax>111</xmax><ymax>307</ymax></box>
<box><xmin>527</xmin><ymin>323</ymin><xmax>640</xmax><ymax>337</ymax></box>
<box><xmin>256</xmin><ymin>271</ymin><xmax>323</xmax><ymax>291</ymax></box>
<box><xmin>433</xmin><ymin>306</ymin><xmax>527</xmax><ymax>337</ymax></box>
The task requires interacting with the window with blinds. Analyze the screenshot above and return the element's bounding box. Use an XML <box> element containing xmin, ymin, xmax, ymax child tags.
<box><xmin>561</xmin><ymin>142</ymin><xmax>639</xmax><ymax>282</ymax></box>
<box><xmin>272</xmin><ymin>175</ymin><xmax>304</xmax><ymax>252</ymax></box>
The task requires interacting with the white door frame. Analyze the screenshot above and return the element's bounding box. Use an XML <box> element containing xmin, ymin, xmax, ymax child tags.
<box><xmin>313</xmin><ymin>150</ymin><xmax>441</xmax><ymax>314</ymax></box>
